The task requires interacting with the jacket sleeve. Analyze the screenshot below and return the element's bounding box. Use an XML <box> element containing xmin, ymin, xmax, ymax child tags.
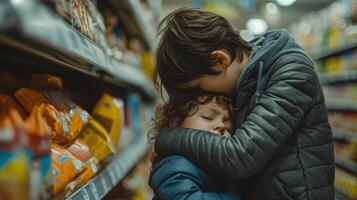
<box><xmin>149</xmin><ymin>156</ymin><xmax>241</xmax><ymax>200</ymax></box>
<box><xmin>155</xmin><ymin>62</ymin><xmax>317</xmax><ymax>179</ymax></box>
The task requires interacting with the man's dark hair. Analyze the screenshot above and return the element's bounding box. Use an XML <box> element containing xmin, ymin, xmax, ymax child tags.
<box><xmin>154</xmin><ymin>7</ymin><xmax>252</xmax><ymax>103</ymax></box>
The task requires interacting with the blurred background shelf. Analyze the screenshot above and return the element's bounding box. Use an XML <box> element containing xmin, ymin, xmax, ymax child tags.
<box><xmin>333</xmin><ymin>130</ymin><xmax>357</xmax><ymax>143</ymax></box>
<box><xmin>319</xmin><ymin>72</ymin><xmax>357</xmax><ymax>84</ymax></box>
<box><xmin>335</xmin><ymin>187</ymin><xmax>352</xmax><ymax>200</ymax></box>
<box><xmin>0</xmin><ymin>0</ymin><xmax>156</xmax><ymax>101</ymax></box>
<box><xmin>326</xmin><ymin>102</ymin><xmax>357</xmax><ymax>111</ymax></box>
<box><xmin>336</xmin><ymin>157</ymin><xmax>357</xmax><ymax>177</ymax></box>
<box><xmin>66</xmin><ymin>137</ymin><xmax>150</xmax><ymax>200</ymax></box>
<box><xmin>311</xmin><ymin>41</ymin><xmax>357</xmax><ymax>61</ymax></box>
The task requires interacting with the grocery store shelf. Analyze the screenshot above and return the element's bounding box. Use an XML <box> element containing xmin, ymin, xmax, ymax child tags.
<box><xmin>311</xmin><ymin>41</ymin><xmax>357</xmax><ymax>61</ymax></box>
<box><xmin>333</xmin><ymin>130</ymin><xmax>357</xmax><ymax>143</ymax></box>
<box><xmin>66</xmin><ymin>137</ymin><xmax>150</xmax><ymax>200</ymax></box>
<box><xmin>335</xmin><ymin>187</ymin><xmax>352</xmax><ymax>200</ymax></box>
<box><xmin>335</xmin><ymin>157</ymin><xmax>357</xmax><ymax>177</ymax></box>
<box><xmin>0</xmin><ymin>0</ymin><xmax>156</xmax><ymax>101</ymax></box>
<box><xmin>326</xmin><ymin>102</ymin><xmax>357</xmax><ymax>111</ymax></box>
<box><xmin>319</xmin><ymin>71</ymin><xmax>357</xmax><ymax>84</ymax></box>
<box><xmin>105</xmin><ymin>0</ymin><xmax>156</xmax><ymax>51</ymax></box>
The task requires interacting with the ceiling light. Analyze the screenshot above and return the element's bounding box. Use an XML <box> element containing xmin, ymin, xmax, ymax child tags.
<box><xmin>266</xmin><ymin>2</ymin><xmax>279</xmax><ymax>14</ymax></box>
<box><xmin>246</xmin><ymin>18</ymin><xmax>268</xmax><ymax>35</ymax></box>
<box><xmin>276</xmin><ymin>0</ymin><xmax>296</xmax><ymax>7</ymax></box>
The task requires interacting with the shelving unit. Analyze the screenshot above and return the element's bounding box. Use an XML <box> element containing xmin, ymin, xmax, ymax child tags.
<box><xmin>326</xmin><ymin>102</ymin><xmax>357</xmax><ymax>111</ymax></box>
<box><xmin>66</xmin><ymin>137</ymin><xmax>150</xmax><ymax>200</ymax></box>
<box><xmin>335</xmin><ymin>187</ymin><xmax>352</xmax><ymax>200</ymax></box>
<box><xmin>0</xmin><ymin>0</ymin><xmax>156</xmax><ymax>101</ymax></box>
<box><xmin>333</xmin><ymin>130</ymin><xmax>357</xmax><ymax>143</ymax></box>
<box><xmin>105</xmin><ymin>0</ymin><xmax>156</xmax><ymax>51</ymax></box>
<box><xmin>319</xmin><ymin>71</ymin><xmax>357</xmax><ymax>84</ymax></box>
<box><xmin>335</xmin><ymin>157</ymin><xmax>357</xmax><ymax>177</ymax></box>
<box><xmin>310</xmin><ymin>41</ymin><xmax>357</xmax><ymax>61</ymax></box>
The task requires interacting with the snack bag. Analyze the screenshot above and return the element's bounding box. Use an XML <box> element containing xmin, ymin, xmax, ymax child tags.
<box><xmin>25</xmin><ymin>105</ymin><xmax>53</xmax><ymax>200</ymax></box>
<box><xmin>92</xmin><ymin>93</ymin><xmax>124</xmax><ymax>146</ymax></box>
<box><xmin>52</xmin><ymin>144</ymin><xmax>87</xmax><ymax>195</ymax></box>
<box><xmin>0</xmin><ymin>94</ymin><xmax>27</xmax><ymax>119</ymax></box>
<box><xmin>0</xmin><ymin>109</ymin><xmax>30</xmax><ymax>200</ymax></box>
<box><xmin>65</xmin><ymin>157</ymin><xmax>99</xmax><ymax>197</ymax></box>
<box><xmin>44</xmin><ymin>91</ymin><xmax>90</xmax><ymax>143</ymax></box>
<box><xmin>15</xmin><ymin>88</ymin><xmax>50</xmax><ymax>114</ymax></box>
<box><xmin>29</xmin><ymin>74</ymin><xmax>63</xmax><ymax>91</ymax></box>
<box><xmin>66</xmin><ymin>139</ymin><xmax>93</xmax><ymax>163</ymax></box>
<box><xmin>80</xmin><ymin>119</ymin><xmax>116</xmax><ymax>161</ymax></box>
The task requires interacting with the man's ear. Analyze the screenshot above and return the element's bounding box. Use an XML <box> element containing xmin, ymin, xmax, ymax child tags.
<box><xmin>211</xmin><ymin>50</ymin><xmax>231</xmax><ymax>71</ymax></box>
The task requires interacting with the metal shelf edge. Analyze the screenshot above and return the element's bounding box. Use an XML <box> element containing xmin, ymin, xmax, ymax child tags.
<box><xmin>66</xmin><ymin>138</ymin><xmax>150</xmax><ymax>200</ymax></box>
<box><xmin>311</xmin><ymin>41</ymin><xmax>357</xmax><ymax>61</ymax></box>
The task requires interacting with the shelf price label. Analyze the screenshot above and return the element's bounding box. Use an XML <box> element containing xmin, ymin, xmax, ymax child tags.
<box><xmin>101</xmin><ymin>177</ymin><xmax>109</xmax><ymax>193</ymax></box>
<box><xmin>81</xmin><ymin>189</ymin><xmax>90</xmax><ymax>200</ymax></box>
<box><xmin>89</xmin><ymin>182</ymin><xmax>99</xmax><ymax>200</ymax></box>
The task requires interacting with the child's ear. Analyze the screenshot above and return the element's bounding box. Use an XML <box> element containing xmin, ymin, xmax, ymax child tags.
<box><xmin>211</xmin><ymin>50</ymin><xmax>231</xmax><ymax>70</ymax></box>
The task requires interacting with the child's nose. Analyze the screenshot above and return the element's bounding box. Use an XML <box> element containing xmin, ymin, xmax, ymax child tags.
<box><xmin>213</xmin><ymin>124</ymin><xmax>225</xmax><ymax>135</ymax></box>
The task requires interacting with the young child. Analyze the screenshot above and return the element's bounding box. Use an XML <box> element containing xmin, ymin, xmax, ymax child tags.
<box><xmin>153</xmin><ymin>8</ymin><xmax>335</xmax><ymax>200</ymax></box>
<box><xmin>149</xmin><ymin>94</ymin><xmax>241</xmax><ymax>200</ymax></box>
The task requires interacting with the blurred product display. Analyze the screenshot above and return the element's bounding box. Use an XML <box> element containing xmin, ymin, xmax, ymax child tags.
<box><xmin>292</xmin><ymin>1</ymin><xmax>357</xmax><ymax>199</ymax></box>
<box><xmin>0</xmin><ymin>0</ymin><xmax>157</xmax><ymax>199</ymax></box>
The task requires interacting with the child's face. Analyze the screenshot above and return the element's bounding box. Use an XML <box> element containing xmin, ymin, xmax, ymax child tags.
<box><xmin>185</xmin><ymin>50</ymin><xmax>249</xmax><ymax>96</ymax></box>
<box><xmin>181</xmin><ymin>98</ymin><xmax>232</xmax><ymax>137</ymax></box>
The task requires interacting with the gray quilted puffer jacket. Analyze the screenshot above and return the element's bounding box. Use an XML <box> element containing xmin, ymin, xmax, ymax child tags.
<box><xmin>155</xmin><ymin>29</ymin><xmax>335</xmax><ymax>200</ymax></box>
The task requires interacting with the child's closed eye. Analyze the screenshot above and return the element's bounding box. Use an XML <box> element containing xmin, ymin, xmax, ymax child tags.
<box><xmin>201</xmin><ymin>115</ymin><xmax>213</xmax><ymax>120</ymax></box>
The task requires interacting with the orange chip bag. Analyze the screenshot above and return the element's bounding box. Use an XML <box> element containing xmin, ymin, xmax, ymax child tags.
<box><xmin>44</xmin><ymin>91</ymin><xmax>90</xmax><ymax>144</ymax></box>
<box><xmin>65</xmin><ymin>158</ymin><xmax>99</xmax><ymax>197</ymax></box>
<box><xmin>30</xmin><ymin>74</ymin><xmax>63</xmax><ymax>91</ymax></box>
<box><xmin>15</xmin><ymin>88</ymin><xmax>50</xmax><ymax>114</ymax></box>
<box><xmin>66</xmin><ymin>139</ymin><xmax>93</xmax><ymax>163</ymax></box>
<box><xmin>0</xmin><ymin>94</ymin><xmax>27</xmax><ymax>119</ymax></box>
<box><xmin>52</xmin><ymin>144</ymin><xmax>87</xmax><ymax>195</ymax></box>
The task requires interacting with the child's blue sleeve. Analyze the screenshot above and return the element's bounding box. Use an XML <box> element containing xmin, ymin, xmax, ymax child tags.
<box><xmin>149</xmin><ymin>155</ymin><xmax>241</xmax><ymax>200</ymax></box>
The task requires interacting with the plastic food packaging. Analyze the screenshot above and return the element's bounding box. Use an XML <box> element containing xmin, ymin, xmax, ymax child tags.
<box><xmin>15</xmin><ymin>88</ymin><xmax>50</xmax><ymax>114</ymax></box>
<box><xmin>29</xmin><ymin>74</ymin><xmax>63</xmax><ymax>91</ymax></box>
<box><xmin>15</xmin><ymin>89</ymin><xmax>90</xmax><ymax>144</ymax></box>
<box><xmin>0</xmin><ymin>110</ymin><xmax>30</xmax><ymax>200</ymax></box>
<box><xmin>52</xmin><ymin>144</ymin><xmax>87</xmax><ymax>195</ymax></box>
<box><xmin>44</xmin><ymin>91</ymin><xmax>90</xmax><ymax>143</ymax></box>
<box><xmin>65</xmin><ymin>157</ymin><xmax>99</xmax><ymax>197</ymax></box>
<box><xmin>66</xmin><ymin>139</ymin><xmax>93</xmax><ymax>163</ymax></box>
<box><xmin>25</xmin><ymin>105</ymin><xmax>53</xmax><ymax>200</ymax></box>
<box><xmin>92</xmin><ymin>93</ymin><xmax>124</xmax><ymax>146</ymax></box>
<box><xmin>0</xmin><ymin>94</ymin><xmax>27</xmax><ymax>119</ymax></box>
<box><xmin>80</xmin><ymin>119</ymin><xmax>116</xmax><ymax>161</ymax></box>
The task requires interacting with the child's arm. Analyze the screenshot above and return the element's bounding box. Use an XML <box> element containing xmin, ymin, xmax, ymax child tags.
<box><xmin>155</xmin><ymin>62</ymin><xmax>318</xmax><ymax>179</ymax></box>
<box><xmin>149</xmin><ymin>155</ymin><xmax>241</xmax><ymax>200</ymax></box>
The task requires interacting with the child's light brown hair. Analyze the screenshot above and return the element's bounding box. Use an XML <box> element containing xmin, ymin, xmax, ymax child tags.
<box><xmin>149</xmin><ymin>94</ymin><xmax>232</xmax><ymax>141</ymax></box>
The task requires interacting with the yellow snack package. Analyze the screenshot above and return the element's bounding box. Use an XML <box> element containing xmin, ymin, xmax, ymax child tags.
<box><xmin>79</xmin><ymin>119</ymin><xmax>116</xmax><ymax>161</ymax></box>
<box><xmin>92</xmin><ymin>93</ymin><xmax>124</xmax><ymax>146</ymax></box>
